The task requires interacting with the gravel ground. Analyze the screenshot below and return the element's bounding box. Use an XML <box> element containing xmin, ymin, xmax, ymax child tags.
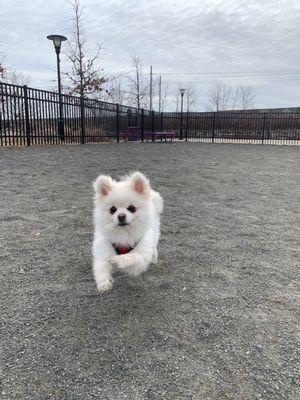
<box><xmin>0</xmin><ymin>143</ymin><xmax>299</xmax><ymax>400</ymax></box>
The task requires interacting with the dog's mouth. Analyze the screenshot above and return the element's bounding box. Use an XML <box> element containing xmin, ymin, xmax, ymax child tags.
<box><xmin>118</xmin><ymin>221</ymin><xmax>129</xmax><ymax>226</ymax></box>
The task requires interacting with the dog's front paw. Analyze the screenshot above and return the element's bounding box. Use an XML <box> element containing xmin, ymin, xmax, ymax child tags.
<box><xmin>96</xmin><ymin>277</ymin><xmax>113</xmax><ymax>293</ymax></box>
<box><xmin>111</xmin><ymin>254</ymin><xmax>133</xmax><ymax>270</ymax></box>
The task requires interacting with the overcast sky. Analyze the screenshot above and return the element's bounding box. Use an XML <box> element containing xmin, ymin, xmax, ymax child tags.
<box><xmin>1</xmin><ymin>0</ymin><xmax>300</xmax><ymax>110</ymax></box>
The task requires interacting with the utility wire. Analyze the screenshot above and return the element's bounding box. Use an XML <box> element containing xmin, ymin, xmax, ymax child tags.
<box><xmin>162</xmin><ymin>77</ymin><xmax>300</xmax><ymax>83</ymax></box>
<box><xmin>153</xmin><ymin>70</ymin><xmax>300</xmax><ymax>76</ymax></box>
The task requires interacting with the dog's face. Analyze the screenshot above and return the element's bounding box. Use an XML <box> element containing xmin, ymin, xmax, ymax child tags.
<box><xmin>94</xmin><ymin>172</ymin><xmax>151</xmax><ymax>233</ymax></box>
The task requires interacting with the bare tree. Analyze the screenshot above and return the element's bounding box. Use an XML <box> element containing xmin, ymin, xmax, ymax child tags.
<box><xmin>220</xmin><ymin>85</ymin><xmax>231</xmax><ymax>110</ymax></box>
<box><xmin>160</xmin><ymin>84</ymin><xmax>169</xmax><ymax>112</ymax></box>
<box><xmin>185</xmin><ymin>86</ymin><xmax>197</xmax><ymax>112</ymax></box>
<box><xmin>239</xmin><ymin>86</ymin><xmax>255</xmax><ymax>109</ymax></box>
<box><xmin>108</xmin><ymin>80</ymin><xmax>125</xmax><ymax>105</ymax></box>
<box><xmin>6</xmin><ymin>70</ymin><xmax>30</xmax><ymax>86</ymax></box>
<box><xmin>0</xmin><ymin>50</ymin><xmax>7</xmax><ymax>82</ymax></box>
<box><xmin>173</xmin><ymin>86</ymin><xmax>181</xmax><ymax>112</ymax></box>
<box><xmin>205</xmin><ymin>82</ymin><xmax>232</xmax><ymax>111</ymax></box>
<box><xmin>0</xmin><ymin>45</ymin><xmax>5</xmax><ymax>74</ymax></box>
<box><xmin>0</xmin><ymin>49</ymin><xmax>30</xmax><ymax>85</ymax></box>
<box><xmin>64</xmin><ymin>0</ymin><xmax>108</xmax><ymax>96</ymax></box>
<box><xmin>128</xmin><ymin>55</ymin><xmax>149</xmax><ymax>109</ymax></box>
<box><xmin>230</xmin><ymin>85</ymin><xmax>240</xmax><ymax>110</ymax></box>
<box><xmin>0</xmin><ymin>54</ymin><xmax>5</xmax><ymax>79</ymax></box>
<box><xmin>206</xmin><ymin>82</ymin><xmax>255</xmax><ymax>111</ymax></box>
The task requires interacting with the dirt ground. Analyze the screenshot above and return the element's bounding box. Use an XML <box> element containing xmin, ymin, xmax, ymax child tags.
<box><xmin>0</xmin><ymin>142</ymin><xmax>299</xmax><ymax>400</ymax></box>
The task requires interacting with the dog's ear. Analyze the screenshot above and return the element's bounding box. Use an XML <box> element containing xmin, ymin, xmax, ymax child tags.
<box><xmin>129</xmin><ymin>172</ymin><xmax>150</xmax><ymax>196</ymax></box>
<box><xmin>93</xmin><ymin>175</ymin><xmax>114</xmax><ymax>197</ymax></box>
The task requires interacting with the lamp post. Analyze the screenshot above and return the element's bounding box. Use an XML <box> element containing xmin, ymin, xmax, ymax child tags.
<box><xmin>47</xmin><ymin>34</ymin><xmax>67</xmax><ymax>140</ymax></box>
<box><xmin>179</xmin><ymin>88</ymin><xmax>186</xmax><ymax>140</ymax></box>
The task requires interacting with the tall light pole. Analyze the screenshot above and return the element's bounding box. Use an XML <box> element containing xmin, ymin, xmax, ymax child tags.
<box><xmin>179</xmin><ymin>88</ymin><xmax>186</xmax><ymax>140</ymax></box>
<box><xmin>47</xmin><ymin>34</ymin><xmax>67</xmax><ymax>139</ymax></box>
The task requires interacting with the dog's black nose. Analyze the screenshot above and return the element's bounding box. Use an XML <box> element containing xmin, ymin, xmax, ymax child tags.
<box><xmin>118</xmin><ymin>213</ymin><xmax>126</xmax><ymax>222</ymax></box>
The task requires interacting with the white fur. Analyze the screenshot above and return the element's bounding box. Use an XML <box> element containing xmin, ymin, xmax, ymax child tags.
<box><xmin>92</xmin><ymin>172</ymin><xmax>163</xmax><ymax>292</ymax></box>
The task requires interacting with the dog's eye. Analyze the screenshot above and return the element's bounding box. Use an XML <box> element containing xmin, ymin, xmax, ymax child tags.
<box><xmin>127</xmin><ymin>205</ymin><xmax>136</xmax><ymax>213</ymax></box>
<box><xmin>110</xmin><ymin>206</ymin><xmax>117</xmax><ymax>214</ymax></box>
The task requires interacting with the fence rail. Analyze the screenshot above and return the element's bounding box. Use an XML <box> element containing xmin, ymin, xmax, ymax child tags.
<box><xmin>1</xmin><ymin>81</ymin><xmax>300</xmax><ymax>146</ymax></box>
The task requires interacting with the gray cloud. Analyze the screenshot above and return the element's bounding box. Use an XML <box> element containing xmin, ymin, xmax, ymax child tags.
<box><xmin>1</xmin><ymin>0</ymin><xmax>300</xmax><ymax>109</ymax></box>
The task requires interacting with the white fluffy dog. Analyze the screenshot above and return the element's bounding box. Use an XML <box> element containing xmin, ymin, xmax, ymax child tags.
<box><xmin>92</xmin><ymin>172</ymin><xmax>163</xmax><ymax>292</ymax></box>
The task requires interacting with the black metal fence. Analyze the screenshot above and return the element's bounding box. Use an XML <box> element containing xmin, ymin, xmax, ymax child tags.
<box><xmin>1</xmin><ymin>81</ymin><xmax>300</xmax><ymax>146</ymax></box>
<box><xmin>0</xmin><ymin>82</ymin><xmax>162</xmax><ymax>146</ymax></box>
<box><xmin>163</xmin><ymin>111</ymin><xmax>300</xmax><ymax>145</ymax></box>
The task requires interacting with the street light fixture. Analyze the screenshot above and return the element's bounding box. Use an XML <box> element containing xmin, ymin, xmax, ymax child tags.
<box><xmin>47</xmin><ymin>35</ymin><xmax>67</xmax><ymax>93</ymax></box>
<box><xmin>47</xmin><ymin>34</ymin><xmax>67</xmax><ymax>139</ymax></box>
<box><xmin>179</xmin><ymin>88</ymin><xmax>186</xmax><ymax>140</ymax></box>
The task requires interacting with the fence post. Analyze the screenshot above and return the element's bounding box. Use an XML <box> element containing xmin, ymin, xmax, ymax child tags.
<box><xmin>185</xmin><ymin>111</ymin><xmax>189</xmax><ymax>141</ymax></box>
<box><xmin>180</xmin><ymin>111</ymin><xmax>183</xmax><ymax>140</ymax></box>
<box><xmin>23</xmin><ymin>85</ymin><xmax>31</xmax><ymax>147</ymax></box>
<box><xmin>116</xmin><ymin>103</ymin><xmax>120</xmax><ymax>143</ymax></box>
<box><xmin>58</xmin><ymin>93</ymin><xmax>65</xmax><ymax>141</ymax></box>
<box><xmin>261</xmin><ymin>112</ymin><xmax>266</xmax><ymax>144</ymax></box>
<box><xmin>151</xmin><ymin>110</ymin><xmax>155</xmax><ymax>142</ymax></box>
<box><xmin>212</xmin><ymin>112</ymin><xmax>216</xmax><ymax>143</ymax></box>
<box><xmin>141</xmin><ymin>108</ymin><xmax>144</xmax><ymax>142</ymax></box>
<box><xmin>80</xmin><ymin>96</ymin><xmax>85</xmax><ymax>144</ymax></box>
